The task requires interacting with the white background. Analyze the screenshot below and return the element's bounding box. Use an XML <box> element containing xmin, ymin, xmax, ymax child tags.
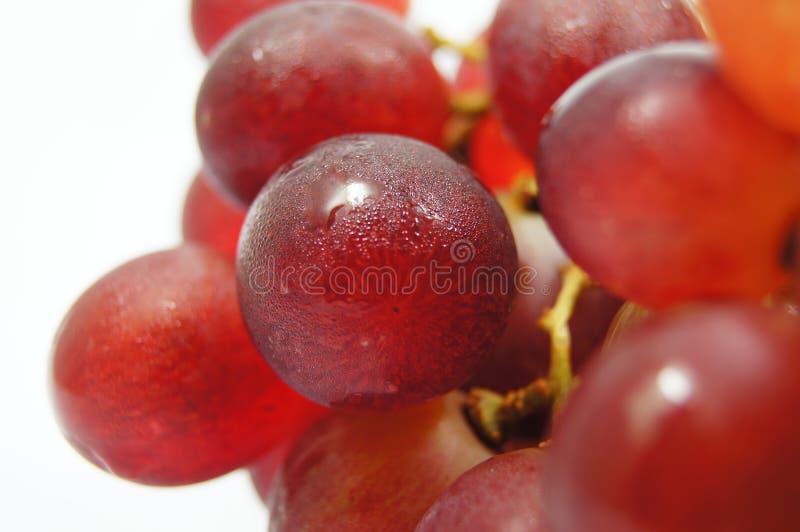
<box><xmin>0</xmin><ymin>1</ymin><xmax>498</xmax><ymax>530</ymax></box>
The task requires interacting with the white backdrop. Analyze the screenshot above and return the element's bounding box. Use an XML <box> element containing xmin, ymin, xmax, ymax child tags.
<box><xmin>0</xmin><ymin>1</ymin><xmax>498</xmax><ymax>530</ymax></box>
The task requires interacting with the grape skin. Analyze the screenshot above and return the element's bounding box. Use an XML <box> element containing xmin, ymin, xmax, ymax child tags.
<box><xmin>196</xmin><ymin>1</ymin><xmax>450</xmax><ymax>205</ymax></box>
<box><xmin>237</xmin><ymin>134</ymin><xmax>517</xmax><ymax>409</ymax></box>
<box><xmin>537</xmin><ymin>42</ymin><xmax>800</xmax><ymax>308</ymax></box>
<box><xmin>181</xmin><ymin>170</ymin><xmax>246</xmax><ymax>261</ymax></box>
<box><xmin>416</xmin><ymin>448</ymin><xmax>549</xmax><ymax>532</ymax></box>
<box><xmin>544</xmin><ymin>304</ymin><xmax>800</xmax><ymax>532</ymax></box>
<box><xmin>191</xmin><ymin>0</ymin><xmax>410</xmax><ymax>56</ymax></box>
<box><xmin>489</xmin><ymin>0</ymin><xmax>704</xmax><ymax>157</ymax></box>
<box><xmin>268</xmin><ymin>393</ymin><xmax>493</xmax><ymax>532</ymax></box>
<box><xmin>51</xmin><ymin>246</ymin><xmax>324</xmax><ymax>485</ymax></box>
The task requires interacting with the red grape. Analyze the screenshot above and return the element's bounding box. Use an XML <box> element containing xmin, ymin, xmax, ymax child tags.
<box><xmin>545</xmin><ymin>304</ymin><xmax>800</xmax><ymax>532</ymax></box>
<box><xmin>469</xmin><ymin>114</ymin><xmax>535</xmax><ymax>193</ymax></box>
<box><xmin>249</xmin><ymin>440</ymin><xmax>293</xmax><ymax>505</ymax></box>
<box><xmin>51</xmin><ymin>246</ymin><xmax>325</xmax><ymax>486</ymax></box>
<box><xmin>416</xmin><ymin>448</ymin><xmax>549</xmax><ymax>532</ymax></box>
<box><xmin>238</xmin><ymin>134</ymin><xmax>517</xmax><ymax>409</ymax></box>
<box><xmin>191</xmin><ymin>0</ymin><xmax>411</xmax><ymax>56</ymax></box>
<box><xmin>702</xmin><ymin>0</ymin><xmax>800</xmax><ymax>135</ymax></box>
<box><xmin>469</xmin><ymin>199</ymin><xmax>622</xmax><ymax>391</ymax></box>
<box><xmin>268</xmin><ymin>393</ymin><xmax>493</xmax><ymax>531</ymax></box>
<box><xmin>537</xmin><ymin>42</ymin><xmax>800</xmax><ymax>308</ymax></box>
<box><xmin>489</xmin><ymin>0</ymin><xmax>704</xmax><ymax>157</ymax></box>
<box><xmin>196</xmin><ymin>1</ymin><xmax>450</xmax><ymax>205</ymax></box>
<box><xmin>181</xmin><ymin>170</ymin><xmax>247</xmax><ymax>261</ymax></box>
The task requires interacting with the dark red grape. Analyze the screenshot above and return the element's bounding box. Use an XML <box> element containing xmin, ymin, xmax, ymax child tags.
<box><xmin>181</xmin><ymin>169</ymin><xmax>247</xmax><ymax>261</ymax></box>
<box><xmin>196</xmin><ymin>1</ymin><xmax>450</xmax><ymax>205</ymax></box>
<box><xmin>416</xmin><ymin>448</ymin><xmax>549</xmax><ymax>532</ymax></box>
<box><xmin>469</xmin><ymin>199</ymin><xmax>622</xmax><ymax>391</ymax></box>
<box><xmin>469</xmin><ymin>114</ymin><xmax>535</xmax><ymax>193</ymax></box>
<box><xmin>489</xmin><ymin>0</ymin><xmax>704</xmax><ymax>156</ymax></box>
<box><xmin>703</xmin><ymin>0</ymin><xmax>800</xmax><ymax>135</ymax></box>
<box><xmin>544</xmin><ymin>304</ymin><xmax>800</xmax><ymax>532</ymax></box>
<box><xmin>269</xmin><ymin>393</ymin><xmax>493</xmax><ymax>531</ymax></box>
<box><xmin>238</xmin><ymin>134</ymin><xmax>517</xmax><ymax>409</ymax></box>
<box><xmin>51</xmin><ymin>246</ymin><xmax>325</xmax><ymax>486</ymax></box>
<box><xmin>191</xmin><ymin>0</ymin><xmax>411</xmax><ymax>56</ymax></box>
<box><xmin>537</xmin><ymin>42</ymin><xmax>800</xmax><ymax>308</ymax></box>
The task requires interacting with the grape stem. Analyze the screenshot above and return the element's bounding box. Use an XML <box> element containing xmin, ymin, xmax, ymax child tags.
<box><xmin>467</xmin><ymin>264</ymin><xmax>591</xmax><ymax>445</ymax></box>
<box><xmin>541</xmin><ymin>264</ymin><xmax>591</xmax><ymax>411</ymax></box>
<box><xmin>467</xmin><ymin>380</ymin><xmax>553</xmax><ymax>446</ymax></box>
<box><xmin>450</xmin><ymin>90</ymin><xmax>492</xmax><ymax>116</ymax></box>
<box><xmin>422</xmin><ymin>27</ymin><xmax>488</xmax><ymax>62</ymax></box>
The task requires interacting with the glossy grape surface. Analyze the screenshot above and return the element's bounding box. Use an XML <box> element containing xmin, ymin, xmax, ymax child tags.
<box><xmin>489</xmin><ymin>0</ymin><xmax>704</xmax><ymax>157</ymax></box>
<box><xmin>51</xmin><ymin>246</ymin><xmax>324</xmax><ymax>485</ymax></box>
<box><xmin>703</xmin><ymin>0</ymin><xmax>800</xmax><ymax>135</ymax></box>
<box><xmin>469</xmin><ymin>199</ymin><xmax>622</xmax><ymax>391</ymax></box>
<box><xmin>196</xmin><ymin>1</ymin><xmax>449</xmax><ymax>205</ymax></box>
<box><xmin>416</xmin><ymin>448</ymin><xmax>548</xmax><ymax>532</ymax></box>
<box><xmin>538</xmin><ymin>42</ymin><xmax>800</xmax><ymax>308</ymax></box>
<box><xmin>191</xmin><ymin>0</ymin><xmax>410</xmax><ymax>56</ymax></box>
<box><xmin>469</xmin><ymin>114</ymin><xmax>535</xmax><ymax>193</ymax></box>
<box><xmin>181</xmin><ymin>170</ymin><xmax>246</xmax><ymax>261</ymax></box>
<box><xmin>545</xmin><ymin>304</ymin><xmax>800</xmax><ymax>532</ymax></box>
<box><xmin>269</xmin><ymin>393</ymin><xmax>493</xmax><ymax>532</ymax></box>
<box><xmin>238</xmin><ymin>134</ymin><xmax>517</xmax><ymax>409</ymax></box>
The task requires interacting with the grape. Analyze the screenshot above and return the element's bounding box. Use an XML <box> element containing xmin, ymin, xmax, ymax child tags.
<box><xmin>702</xmin><ymin>0</ymin><xmax>800</xmax><ymax>135</ymax></box>
<box><xmin>268</xmin><ymin>393</ymin><xmax>493</xmax><ymax>531</ymax></box>
<box><xmin>51</xmin><ymin>246</ymin><xmax>325</xmax><ymax>486</ymax></box>
<box><xmin>544</xmin><ymin>304</ymin><xmax>800</xmax><ymax>532</ymax></box>
<box><xmin>537</xmin><ymin>42</ymin><xmax>800</xmax><ymax>308</ymax></box>
<box><xmin>196</xmin><ymin>1</ymin><xmax>450</xmax><ymax>205</ymax></box>
<box><xmin>469</xmin><ymin>114</ymin><xmax>535</xmax><ymax>193</ymax></box>
<box><xmin>249</xmin><ymin>440</ymin><xmax>293</xmax><ymax>505</ymax></box>
<box><xmin>489</xmin><ymin>0</ymin><xmax>704</xmax><ymax>157</ymax></box>
<box><xmin>238</xmin><ymin>134</ymin><xmax>517</xmax><ymax>409</ymax></box>
<box><xmin>469</xmin><ymin>198</ymin><xmax>622</xmax><ymax>391</ymax></box>
<box><xmin>181</xmin><ymin>170</ymin><xmax>247</xmax><ymax>261</ymax></box>
<box><xmin>416</xmin><ymin>448</ymin><xmax>548</xmax><ymax>532</ymax></box>
<box><xmin>191</xmin><ymin>0</ymin><xmax>411</xmax><ymax>56</ymax></box>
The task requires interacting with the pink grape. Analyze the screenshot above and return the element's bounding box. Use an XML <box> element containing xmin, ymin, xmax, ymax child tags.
<box><xmin>196</xmin><ymin>1</ymin><xmax>450</xmax><ymax>205</ymax></box>
<box><xmin>545</xmin><ymin>304</ymin><xmax>800</xmax><ymax>532</ymax></box>
<box><xmin>268</xmin><ymin>393</ymin><xmax>493</xmax><ymax>531</ymax></box>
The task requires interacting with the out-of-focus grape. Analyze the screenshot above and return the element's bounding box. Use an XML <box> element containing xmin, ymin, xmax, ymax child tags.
<box><xmin>196</xmin><ymin>1</ymin><xmax>449</xmax><ymax>205</ymax></box>
<box><xmin>51</xmin><ymin>246</ymin><xmax>325</xmax><ymax>485</ymax></box>
<box><xmin>268</xmin><ymin>393</ymin><xmax>493</xmax><ymax>532</ymax></box>
<box><xmin>469</xmin><ymin>114</ymin><xmax>536</xmax><ymax>193</ymax></box>
<box><xmin>181</xmin><ymin>170</ymin><xmax>246</xmax><ymax>261</ymax></box>
<box><xmin>703</xmin><ymin>0</ymin><xmax>800</xmax><ymax>135</ymax></box>
<box><xmin>537</xmin><ymin>42</ymin><xmax>800</xmax><ymax>308</ymax></box>
<box><xmin>191</xmin><ymin>0</ymin><xmax>410</xmax><ymax>56</ymax></box>
<box><xmin>489</xmin><ymin>0</ymin><xmax>704</xmax><ymax>157</ymax></box>
<box><xmin>545</xmin><ymin>304</ymin><xmax>800</xmax><ymax>532</ymax></box>
<box><xmin>238</xmin><ymin>134</ymin><xmax>517</xmax><ymax>409</ymax></box>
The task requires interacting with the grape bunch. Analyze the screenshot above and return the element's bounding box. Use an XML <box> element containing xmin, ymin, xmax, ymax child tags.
<box><xmin>51</xmin><ymin>0</ymin><xmax>800</xmax><ymax>530</ymax></box>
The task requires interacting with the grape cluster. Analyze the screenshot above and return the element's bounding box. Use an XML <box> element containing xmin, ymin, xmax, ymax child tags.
<box><xmin>51</xmin><ymin>1</ymin><xmax>800</xmax><ymax>530</ymax></box>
